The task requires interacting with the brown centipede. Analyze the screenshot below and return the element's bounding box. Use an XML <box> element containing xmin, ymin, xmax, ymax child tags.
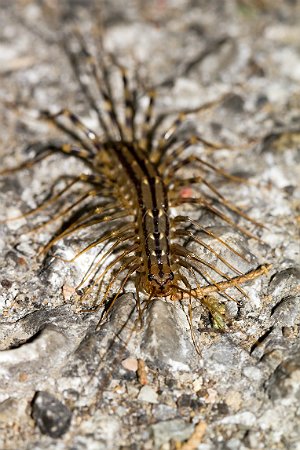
<box><xmin>0</xmin><ymin>31</ymin><xmax>270</xmax><ymax>338</ymax></box>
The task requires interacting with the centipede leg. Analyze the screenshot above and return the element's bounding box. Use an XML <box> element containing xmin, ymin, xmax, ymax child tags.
<box><xmin>1</xmin><ymin>140</ymin><xmax>93</xmax><ymax>177</ymax></box>
<box><xmin>41</xmin><ymin>109</ymin><xmax>99</xmax><ymax>153</ymax></box>
<box><xmin>102</xmin><ymin>259</ymin><xmax>142</xmax><ymax>309</ymax></box>
<box><xmin>174</xmin><ymin>196</ymin><xmax>260</xmax><ymax>241</ymax></box>
<box><xmin>173</xmin><ymin>229</ymin><xmax>244</xmax><ymax>276</ymax></box>
<box><xmin>171</xmin><ymin>175</ymin><xmax>263</xmax><ymax>228</ymax></box>
<box><xmin>163</xmin><ymin>153</ymin><xmax>249</xmax><ymax>184</ymax></box>
<box><xmin>79</xmin><ymin>245</ymin><xmax>140</xmax><ymax>301</ymax></box>
<box><xmin>64</xmin><ymin>37</ymin><xmax>112</xmax><ymax>139</ymax></box>
<box><xmin>73</xmin><ymin>34</ymin><xmax>125</xmax><ymax>140</ymax></box>
<box><xmin>173</xmin><ymin>243</ymin><xmax>249</xmax><ymax>298</ymax></box>
<box><xmin>113</xmin><ymin>62</ymin><xmax>137</xmax><ymax>141</ymax></box>
<box><xmin>172</xmin><ymin>215</ymin><xmax>249</xmax><ymax>262</ymax></box>
<box><xmin>1</xmin><ymin>173</ymin><xmax>105</xmax><ymax>224</ymax></box>
<box><xmin>38</xmin><ymin>208</ymin><xmax>129</xmax><ymax>257</ymax></box>
<box><xmin>141</xmin><ymin>90</ymin><xmax>156</xmax><ymax>150</ymax></box>
<box><xmin>80</xmin><ymin>238</ymin><xmax>137</xmax><ymax>301</ymax></box>
<box><xmin>135</xmin><ymin>272</ymin><xmax>144</xmax><ymax>325</ymax></box>
<box><xmin>0</xmin><ymin>148</ymin><xmax>53</xmax><ymax>176</ymax></box>
<box><xmin>185</xmin><ymin>264</ymin><xmax>271</xmax><ymax>299</ymax></box>
<box><xmin>93</xmin><ymin>259</ymin><xmax>142</xmax><ymax>328</ymax></box>
<box><xmin>59</xmin><ymin>225</ymin><xmax>135</xmax><ymax>263</ymax></box>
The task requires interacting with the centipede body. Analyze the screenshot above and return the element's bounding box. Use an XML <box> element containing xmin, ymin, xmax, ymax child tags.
<box><xmin>0</xmin><ymin>31</ymin><xmax>269</xmax><ymax>332</ymax></box>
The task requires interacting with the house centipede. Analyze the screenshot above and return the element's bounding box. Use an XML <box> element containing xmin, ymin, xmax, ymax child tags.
<box><xmin>0</xmin><ymin>31</ymin><xmax>270</xmax><ymax>339</ymax></box>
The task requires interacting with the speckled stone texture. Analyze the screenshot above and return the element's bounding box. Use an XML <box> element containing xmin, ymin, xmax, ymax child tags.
<box><xmin>0</xmin><ymin>1</ymin><xmax>299</xmax><ymax>449</ymax></box>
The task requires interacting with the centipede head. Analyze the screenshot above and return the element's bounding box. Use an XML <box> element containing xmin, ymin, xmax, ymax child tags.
<box><xmin>142</xmin><ymin>265</ymin><xmax>177</xmax><ymax>297</ymax></box>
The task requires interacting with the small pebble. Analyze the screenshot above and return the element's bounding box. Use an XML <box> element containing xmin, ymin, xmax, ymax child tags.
<box><xmin>6</xmin><ymin>208</ymin><xmax>26</xmax><ymax>230</ymax></box>
<box><xmin>151</xmin><ymin>419</ymin><xmax>194</xmax><ymax>449</ymax></box>
<box><xmin>137</xmin><ymin>385</ymin><xmax>158</xmax><ymax>404</ymax></box>
<box><xmin>62</xmin><ymin>284</ymin><xmax>76</xmax><ymax>301</ymax></box>
<box><xmin>122</xmin><ymin>357</ymin><xmax>138</xmax><ymax>372</ymax></box>
<box><xmin>31</xmin><ymin>391</ymin><xmax>72</xmax><ymax>438</ymax></box>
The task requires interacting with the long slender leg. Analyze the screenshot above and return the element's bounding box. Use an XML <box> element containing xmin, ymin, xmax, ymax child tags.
<box><xmin>27</xmin><ymin>190</ymin><xmax>101</xmax><ymax>233</ymax></box>
<box><xmin>73</xmin><ymin>32</ymin><xmax>125</xmax><ymax>140</ymax></box>
<box><xmin>101</xmin><ymin>259</ymin><xmax>142</xmax><ymax>308</ymax></box>
<box><xmin>76</xmin><ymin>234</ymin><xmax>137</xmax><ymax>292</ymax></box>
<box><xmin>148</xmin><ymin>94</ymin><xmax>232</xmax><ymax>158</ymax></box>
<box><xmin>170</xmin><ymin>175</ymin><xmax>263</xmax><ymax>228</ymax></box>
<box><xmin>173</xmin><ymin>243</ymin><xmax>248</xmax><ymax>297</ymax></box>
<box><xmin>173</xmin><ymin>197</ymin><xmax>260</xmax><ymax>241</ymax></box>
<box><xmin>91</xmin><ymin>260</ymin><xmax>142</xmax><ymax>324</ymax></box>
<box><xmin>64</xmin><ymin>36</ymin><xmax>112</xmax><ymax>139</ymax></box>
<box><xmin>0</xmin><ymin>174</ymin><xmax>102</xmax><ymax>223</ymax></box>
<box><xmin>58</xmin><ymin>224</ymin><xmax>135</xmax><ymax>263</ymax></box>
<box><xmin>41</xmin><ymin>109</ymin><xmax>100</xmax><ymax>152</ymax></box>
<box><xmin>1</xmin><ymin>178</ymin><xmax>76</xmax><ymax>222</ymax></box>
<box><xmin>98</xmin><ymin>55</ymin><xmax>126</xmax><ymax>141</ymax></box>
<box><xmin>96</xmin><ymin>245</ymin><xmax>141</xmax><ymax>298</ymax></box>
<box><xmin>78</xmin><ymin>243</ymin><xmax>140</xmax><ymax>299</ymax></box>
<box><xmin>190</xmin><ymin>264</ymin><xmax>271</xmax><ymax>299</ymax></box>
<box><xmin>141</xmin><ymin>90</ymin><xmax>156</xmax><ymax>150</ymax></box>
<box><xmin>134</xmin><ymin>273</ymin><xmax>144</xmax><ymax>325</ymax></box>
<box><xmin>145</xmin><ymin>112</ymin><xmax>166</xmax><ymax>154</ymax></box>
<box><xmin>150</xmin><ymin>113</ymin><xmax>186</xmax><ymax>164</ymax></box>
<box><xmin>162</xmin><ymin>152</ymin><xmax>249</xmax><ymax>184</ymax></box>
<box><xmin>174</xmin><ymin>229</ymin><xmax>243</xmax><ymax>275</ymax></box>
<box><xmin>172</xmin><ymin>215</ymin><xmax>249</xmax><ymax>262</ymax></box>
<box><xmin>0</xmin><ymin>148</ymin><xmax>53</xmax><ymax>176</ymax></box>
<box><xmin>38</xmin><ymin>208</ymin><xmax>129</xmax><ymax>257</ymax></box>
<box><xmin>113</xmin><ymin>61</ymin><xmax>137</xmax><ymax>141</ymax></box>
<box><xmin>1</xmin><ymin>140</ymin><xmax>95</xmax><ymax>178</ymax></box>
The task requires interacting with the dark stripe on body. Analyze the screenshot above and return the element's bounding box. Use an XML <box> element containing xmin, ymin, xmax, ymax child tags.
<box><xmin>105</xmin><ymin>141</ymin><xmax>171</xmax><ymax>276</ymax></box>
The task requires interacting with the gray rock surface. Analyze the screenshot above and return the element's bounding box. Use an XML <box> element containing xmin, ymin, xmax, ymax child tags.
<box><xmin>0</xmin><ymin>1</ymin><xmax>299</xmax><ymax>449</ymax></box>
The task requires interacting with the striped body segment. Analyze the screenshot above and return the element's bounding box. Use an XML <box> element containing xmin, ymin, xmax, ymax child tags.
<box><xmin>104</xmin><ymin>141</ymin><xmax>174</xmax><ymax>295</ymax></box>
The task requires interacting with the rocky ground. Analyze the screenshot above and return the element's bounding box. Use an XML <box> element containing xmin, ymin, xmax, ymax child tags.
<box><xmin>0</xmin><ymin>1</ymin><xmax>299</xmax><ymax>449</ymax></box>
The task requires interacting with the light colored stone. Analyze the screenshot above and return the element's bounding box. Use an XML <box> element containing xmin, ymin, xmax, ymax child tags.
<box><xmin>137</xmin><ymin>385</ymin><xmax>158</xmax><ymax>404</ymax></box>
